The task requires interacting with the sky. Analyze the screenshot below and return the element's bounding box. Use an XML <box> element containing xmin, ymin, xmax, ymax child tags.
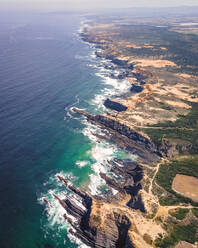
<box><xmin>1</xmin><ymin>0</ymin><xmax>198</xmax><ymax>12</ymax></box>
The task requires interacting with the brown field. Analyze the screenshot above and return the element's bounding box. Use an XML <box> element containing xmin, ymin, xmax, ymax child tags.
<box><xmin>129</xmin><ymin>59</ymin><xmax>177</xmax><ymax>68</ymax></box>
<box><xmin>175</xmin><ymin>241</ymin><xmax>197</xmax><ymax>248</ymax></box>
<box><xmin>172</xmin><ymin>174</ymin><xmax>198</xmax><ymax>202</ymax></box>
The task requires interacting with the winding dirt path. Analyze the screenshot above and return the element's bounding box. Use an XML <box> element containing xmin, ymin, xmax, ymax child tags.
<box><xmin>154</xmin><ymin>205</ymin><xmax>198</xmax><ymax>220</ymax></box>
<box><xmin>149</xmin><ymin>159</ymin><xmax>166</xmax><ymax>195</ymax></box>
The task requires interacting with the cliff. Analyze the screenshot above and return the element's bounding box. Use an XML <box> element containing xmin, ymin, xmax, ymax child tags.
<box><xmin>54</xmin><ymin>175</ymin><xmax>134</xmax><ymax>248</ymax></box>
<box><xmin>72</xmin><ymin>108</ymin><xmax>161</xmax><ymax>164</ymax></box>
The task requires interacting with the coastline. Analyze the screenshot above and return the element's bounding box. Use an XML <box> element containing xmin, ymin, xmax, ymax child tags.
<box><xmin>42</xmin><ymin>18</ymin><xmax>198</xmax><ymax>248</ymax></box>
<box><xmin>44</xmin><ymin>21</ymin><xmax>163</xmax><ymax>248</ymax></box>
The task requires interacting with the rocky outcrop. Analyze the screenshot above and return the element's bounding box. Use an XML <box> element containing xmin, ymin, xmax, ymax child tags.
<box><xmin>108</xmin><ymin>159</ymin><xmax>145</xmax><ymax>212</ymax></box>
<box><xmin>72</xmin><ymin>108</ymin><xmax>161</xmax><ymax>164</ymax></box>
<box><xmin>48</xmin><ymin>119</ymin><xmax>149</xmax><ymax>247</ymax></box>
<box><xmin>130</xmin><ymin>84</ymin><xmax>143</xmax><ymax>93</ymax></box>
<box><xmin>104</xmin><ymin>98</ymin><xmax>128</xmax><ymax>112</ymax></box>
<box><xmin>52</xmin><ymin>174</ymin><xmax>135</xmax><ymax>248</ymax></box>
<box><xmin>159</xmin><ymin>138</ymin><xmax>192</xmax><ymax>158</ymax></box>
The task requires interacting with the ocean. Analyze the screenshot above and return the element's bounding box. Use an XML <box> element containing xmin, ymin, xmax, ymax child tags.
<box><xmin>0</xmin><ymin>12</ymin><xmax>133</xmax><ymax>248</ymax></box>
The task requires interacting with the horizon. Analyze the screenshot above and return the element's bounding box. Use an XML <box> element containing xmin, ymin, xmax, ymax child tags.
<box><xmin>1</xmin><ymin>0</ymin><xmax>198</xmax><ymax>12</ymax></box>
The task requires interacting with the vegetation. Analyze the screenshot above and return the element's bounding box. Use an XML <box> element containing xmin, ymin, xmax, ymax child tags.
<box><xmin>92</xmin><ymin>215</ymin><xmax>101</xmax><ymax>225</ymax></box>
<box><xmin>192</xmin><ymin>208</ymin><xmax>198</xmax><ymax>219</ymax></box>
<box><xmin>153</xmin><ymin>102</ymin><xmax>198</xmax><ymax>129</ymax></box>
<box><xmin>114</xmin><ymin>24</ymin><xmax>198</xmax><ymax>74</ymax></box>
<box><xmin>158</xmin><ymin>102</ymin><xmax>172</xmax><ymax>111</ymax></box>
<box><xmin>169</xmin><ymin>208</ymin><xmax>189</xmax><ymax>220</ymax></box>
<box><xmin>143</xmin><ymin>233</ymin><xmax>153</xmax><ymax>245</ymax></box>
<box><xmin>144</xmin><ymin>102</ymin><xmax>198</xmax><ymax>153</ymax></box>
<box><xmin>155</xmin><ymin>156</ymin><xmax>198</xmax><ymax>206</ymax></box>
<box><xmin>155</xmin><ymin>224</ymin><xmax>198</xmax><ymax>248</ymax></box>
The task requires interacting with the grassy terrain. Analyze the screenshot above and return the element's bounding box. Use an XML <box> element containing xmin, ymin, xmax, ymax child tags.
<box><xmin>109</xmin><ymin>24</ymin><xmax>198</xmax><ymax>74</ymax></box>
<box><xmin>155</xmin><ymin>223</ymin><xmax>198</xmax><ymax>248</ymax></box>
<box><xmin>153</xmin><ymin>102</ymin><xmax>198</xmax><ymax>129</ymax></box>
<box><xmin>192</xmin><ymin>208</ymin><xmax>198</xmax><ymax>219</ymax></box>
<box><xmin>144</xmin><ymin>102</ymin><xmax>198</xmax><ymax>153</ymax></box>
<box><xmin>169</xmin><ymin>208</ymin><xmax>189</xmax><ymax>220</ymax></box>
<box><xmin>155</xmin><ymin>156</ymin><xmax>198</xmax><ymax>206</ymax></box>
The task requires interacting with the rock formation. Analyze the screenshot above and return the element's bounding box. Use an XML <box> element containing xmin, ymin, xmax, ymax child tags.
<box><xmin>53</xmin><ymin>173</ymin><xmax>135</xmax><ymax>248</ymax></box>
<box><xmin>104</xmin><ymin>98</ymin><xmax>128</xmax><ymax>112</ymax></box>
<box><xmin>72</xmin><ymin>108</ymin><xmax>161</xmax><ymax>164</ymax></box>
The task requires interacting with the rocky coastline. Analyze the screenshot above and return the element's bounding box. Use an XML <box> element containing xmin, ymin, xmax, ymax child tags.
<box><xmin>53</xmin><ymin>156</ymin><xmax>143</xmax><ymax>248</ymax></box>
<box><xmin>72</xmin><ymin>108</ymin><xmax>161</xmax><ymax>164</ymax></box>
<box><xmin>43</xmin><ymin>26</ymin><xmax>166</xmax><ymax>248</ymax></box>
<box><xmin>43</xmin><ymin>21</ymin><xmax>198</xmax><ymax>248</ymax></box>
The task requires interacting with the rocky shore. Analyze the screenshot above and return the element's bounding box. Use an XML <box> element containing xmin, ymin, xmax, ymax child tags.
<box><xmin>53</xmin><ymin>157</ymin><xmax>143</xmax><ymax>248</ymax></box>
<box><xmin>43</xmin><ymin>27</ymin><xmax>165</xmax><ymax>248</ymax></box>
<box><xmin>72</xmin><ymin>108</ymin><xmax>160</xmax><ymax>164</ymax></box>
<box><xmin>43</xmin><ymin>20</ymin><xmax>198</xmax><ymax>248</ymax></box>
<box><xmin>43</xmin><ymin>106</ymin><xmax>165</xmax><ymax>248</ymax></box>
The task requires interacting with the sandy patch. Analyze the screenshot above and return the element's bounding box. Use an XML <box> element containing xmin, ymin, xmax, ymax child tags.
<box><xmin>126</xmin><ymin>44</ymin><xmax>142</xmax><ymax>49</ymax></box>
<box><xmin>160</xmin><ymin>47</ymin><xmax>167</xmax><ymax>50</ymax></box>
<box><xmin>176</xmin><ymin>73</ymin><xmax>193</xmax><ymax>79</ymax></box>
<box><xmin>116</xmin><ymin>55</ymin><xmax>132</xmax><ymax>61</ymax></box>
<box><xmin>130</xmin><ymin>59</ymin><xmax>177</xmax><ymax>68</ymax></box>
<box><xmin>165</xmin><ymin>100</ymin><xmax>191</xmax><ymax>109</ymax></box>
<box><xmin>172</xmin><ymin>174</ymin><xmax>198</xmax><ymax>202</ymax></box>
<box><xmin>175</xmin><ymin>241</ymin><xmax>197</xmax><ymax>248</ymax></box>
<box><xmin>92</xmin><ymin>24</ymin><xmax>115</xmax><ymax>29</ymax></box>
<box><xmin>129</xmin><ymin>232</ymin><xmax>153</xmax><ymax>248</ymax></box>
<box><xmin>144</xmin><ymin>45</ymin><xmax>154</xmax><ymax>48</ymax></box>
<box><xmin>130</xmin><ymin>211</ymin><xmax>166</xmax><ymax>241</ymax></box>
<box><xmin>126</xmin><ymin>77</ymin><xmax>137</xmax><ymax>83</ymax></box>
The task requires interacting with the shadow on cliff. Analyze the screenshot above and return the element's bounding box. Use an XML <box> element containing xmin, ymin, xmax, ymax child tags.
<box><xmin>125</xmin><ymin>165</ymin><xmax>146</xmax><ymax>213</ymax></box>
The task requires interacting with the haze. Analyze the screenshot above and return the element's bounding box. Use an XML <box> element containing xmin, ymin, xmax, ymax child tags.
<box><xmin>1</xmin><ymin>0</ymin><xmax>198</xmax><ymax>12</ymax></box>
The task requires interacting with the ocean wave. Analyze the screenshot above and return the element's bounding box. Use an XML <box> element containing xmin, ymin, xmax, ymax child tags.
<box><xmin>81</xmin><ymin>121</ymin><xmax>120</xmax><ymax>195</ymax></box>
<box><xmin>38</xmin><ymin>171</ymin><xmax>87</xmax><ymax>246</ymax></box>
<box><xmin>82</xmin><ymin>120</ymin><xmax>104</xmax><ymax>142</ymax></box>
<box><xmin>76</xmin><ymin>160</ymin><xmax>90</xmax><ymax>168</ymax></box>
<box><xmin>88</xmin><ymin>142</ymin><xmax>119</xmax><ymax>195</ymax></box>
<box><xmin>64</xmin><ymin>95</ymin><xmax>81</xmax><ymax>120</ymax></box>
<box><xmin>67</xmin><ymin>232</ymin><xmax>90</xmax><ymax>248</ymax></box>
<box><xmin>90</xmin><ymin>74</ymin><xmax>131</xmax><ymax>112</ymax></box>
<box><xmin>77</xmin><ymin>19</ymin><xmax>91</xmax><ymax>34</ymax></box>
<box><xmin>65</xmin><ymin>94</ymin><xmax>80</xmax><ymax>110</ymax></box>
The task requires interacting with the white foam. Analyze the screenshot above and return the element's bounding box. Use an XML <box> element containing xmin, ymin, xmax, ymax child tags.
<box><xmin>82</xmin><ymin>120</ymin><xmax>105</xmax><ymax>143</ymax></box>
<box><xmin>38</xmin><ymin>168</ymin><xmax>92</xmax><ymax>247</ymax></box>
<box><xmin>77</xmin><ymin>19</ymin><xmax>91</xmax><ymax>34</ymax></box>
<box><xmin>87</xmin><ymin>142</ymin><xmax>118</xmax><ymax>195</ymax></box>
<box><xmin>99</xmin><ymin>74</ymin><xmax>131</xmax><ymax>94</ymax></box>
<box><xmin>89</xmin><ymin>173</ymin><xmax>106</xmax><ymax>195</ymax></box>
<box><xmin>39</xmin><ymin>189</ymin><xmax>68</xmax><ymax>228</ymax></box>
<box><xmin>67</xmin><ymin>232</ymin><xmax>90</xmax><ymax>248</ymax></box>
<box><xmin>91</xmin><ymin>75</ymin><xmax>131</xmax><ymax>112</ymax></box>
<box><xmin>57</xmin><ymin>171</ymin><xmax>78</xmax><ymax>183</ymax></box>
<box><xmin>66</xmin><ymin>95</ymin><xmax>80</xmax><ymax>111</ymax></box>
<box><xmin>76</xmin><ymin>160</ymin><xmax>89</xmax><ymax>168</ymax></box>
<box><xmin>71</xmin><ymin>193</ymin><xmax>86</xmax><ymax>212</ymax></box>
<box><xmin>112</xmin><ymin>188</ymin><xmax>118</xmax><ymax>195</ymax></box>
<box><xmin>38</xmin><ymin>172</ymin><xmax>86</xmax><ymax>243</ymax></box>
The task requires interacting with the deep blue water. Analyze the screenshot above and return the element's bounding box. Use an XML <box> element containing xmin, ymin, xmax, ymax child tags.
<box><xmin>0</xmin><ymin>12</ymin><xmax>133</xmax><ymax>248</ymax></box>
<box><xmin>0</xmin><ymin>12</ymin><xmax>99</xmax><ymax>248</ymax></box>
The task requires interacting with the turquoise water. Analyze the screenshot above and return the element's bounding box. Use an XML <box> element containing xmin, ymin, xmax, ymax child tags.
<box><xmin>0</xmin><ymin>12</ymin><xmax>133</xmax><ymax>248</ymax></box>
